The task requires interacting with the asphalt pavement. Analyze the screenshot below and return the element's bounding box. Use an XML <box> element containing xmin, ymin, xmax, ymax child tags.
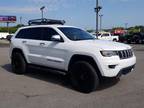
<box><xmin>0</xmin><ymin>45</ymin><xmax>144</xmax><ymax>108</ymax></box>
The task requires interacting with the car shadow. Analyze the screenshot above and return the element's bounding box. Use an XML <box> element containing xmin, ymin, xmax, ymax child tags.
<box><xmin>97</xmin><ymin>77</ymin><xmax>120</xmax><ymax>91</ymax></box>
<box><xmin>2</xmin><ymin>64</ymin><xmax>72</xmax><ymax>89</ymax></box>
<box><xmin>2</xmin><ymin>64</ymin><xmax>119</xmax><ymax>93</ymax></box>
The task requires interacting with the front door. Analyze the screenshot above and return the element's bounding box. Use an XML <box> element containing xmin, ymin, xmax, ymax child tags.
<box><xmin>37</xmin><ymin>27</ymin><xmax>68</xmax><ymax>70</ymax></box>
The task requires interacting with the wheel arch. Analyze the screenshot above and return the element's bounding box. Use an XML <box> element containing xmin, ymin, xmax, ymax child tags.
<box><xmin>113</xmin><ymin>38</ymin><xmax>117</xmax><ymax>41</ymax></box>
<box><xmin>11</xmin><ymin>48</ymin><xmax>28</xmax><ymax>63</ymax></box>
<box><xmin>68</xmin><ymin>54</ymin><xmax>102</xmax><ymax>77</ymax></box>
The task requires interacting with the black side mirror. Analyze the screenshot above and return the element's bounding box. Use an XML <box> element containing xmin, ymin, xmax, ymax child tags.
<box><xmin>6</xmin><ymin>35</ymin><xmax>13</xmax><ymax>42</ymax></box>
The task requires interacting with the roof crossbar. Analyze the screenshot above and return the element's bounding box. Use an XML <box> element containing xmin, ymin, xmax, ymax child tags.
<box><xmin>28</xmin><ymin>18</ymin><xmax>66</xmax><ymax>25</ymax></box>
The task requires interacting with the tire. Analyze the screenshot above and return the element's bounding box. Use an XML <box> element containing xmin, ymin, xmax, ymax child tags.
<box><xmin>11</xmin><ymin>52</ymin><xmax>27</xmax><ymax>74</ymax></box>
<box><xmin>113</xmin><ymin>39</ymin><xmax>117</xmax><ymax>42</ymax></box>
<box><xmin>69</xmin><ymin>61</ymin><xmax>99</xmax><ymax>93</ymax></box>
<box><xmin>127</xmin><ymin>40</ymin><xmax>131</xmax><ymax>44</ymax></box>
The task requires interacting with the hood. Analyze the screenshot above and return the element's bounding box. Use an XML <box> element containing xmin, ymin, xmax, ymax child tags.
<box><xmin>73</xmin><ymin>40</ymin><xmax>131</xmax><ymax>51</ymax></box>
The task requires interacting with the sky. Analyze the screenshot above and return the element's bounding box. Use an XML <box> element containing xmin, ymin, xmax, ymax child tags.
<box><xmin>0</xmin><ymin>0</ymin><xmax>143</xmax><ymax>29</ymax></box>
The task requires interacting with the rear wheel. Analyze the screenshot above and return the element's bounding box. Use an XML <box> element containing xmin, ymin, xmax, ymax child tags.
<box><xmin>69</xmin><ymin>61</ymin><xmax>99</xmax><ymax>93</ymax></box>
<box><xmin>11</xmin><ymin>52</ymin><xmax>27</xmax><ymax>74</ymax></box>
<box><xmin>137</xmin><ymin>39</ymin><xmax>142</xmax><ymax>44</ymax></box>
<box><xmin>135</xmin><ymin>39</ymin><xmax>140</xmax><ymax>44</ymax></box>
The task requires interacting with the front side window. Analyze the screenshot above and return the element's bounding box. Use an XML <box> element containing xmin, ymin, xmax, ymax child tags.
<box><xmin>42</xmin><ymin>28</ymin><xmax>59</xmax><ymax>41</ymax></box>
<box><xmin>58</xmin><ymin>27</ymin><xmax>95</xmax><ymax>41</ymax></box>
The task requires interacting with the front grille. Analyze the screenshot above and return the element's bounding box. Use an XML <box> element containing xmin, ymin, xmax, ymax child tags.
<box><xmin>117</xmin><ymin>49</ymin><xmax>133</xmax><ymax>59</ymax></box>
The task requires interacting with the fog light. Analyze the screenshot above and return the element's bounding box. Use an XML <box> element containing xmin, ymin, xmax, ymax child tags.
<box><xmin>108</xmin><ymin>65</ymin><xmax>117</xmax><ymax>69</ymax></box>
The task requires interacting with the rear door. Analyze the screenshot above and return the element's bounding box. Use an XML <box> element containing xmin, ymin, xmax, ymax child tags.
<box><xmin>15</xmin><ymin>27</ymin><xmax>48</xmax><ymax>65</ymax></box>
<box><xmin>24</xmin><ymin>27</ymin><xmax>47</xmax><ymax>65</ymax></box>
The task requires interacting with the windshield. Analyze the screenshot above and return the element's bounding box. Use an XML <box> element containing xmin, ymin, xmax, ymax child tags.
<box><xmin>58</xmin><ymin>27</ymin><xmax>95</xmax><ymax>41</ymax></box>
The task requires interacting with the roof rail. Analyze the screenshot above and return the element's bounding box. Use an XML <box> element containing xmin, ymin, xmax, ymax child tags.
<box><xmin>28</xmin><ymin>18</ymin><xmax>66</xmax><ymax>26</ymax></box>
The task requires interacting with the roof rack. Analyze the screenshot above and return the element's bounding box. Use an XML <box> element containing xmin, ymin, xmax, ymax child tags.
<box><xmin>28</xmin><ymin>18</ymin><xmax>66</xmax><ymax>26</ymax></box>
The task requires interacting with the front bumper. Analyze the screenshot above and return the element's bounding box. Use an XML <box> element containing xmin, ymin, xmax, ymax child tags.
<box><xmin>96</xmin><ymin>55</ymin><xmax>136</xmax><ymax>77</ymax></box>
<box><xmin>116</xmin><ymin>64</ymin><xmax>135</xmax><ymax>78</ymax></box>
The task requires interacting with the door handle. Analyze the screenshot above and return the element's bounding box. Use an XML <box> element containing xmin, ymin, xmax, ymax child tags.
<box><xmin>40</xmin><ymin>43</ymin><xmax>45</xmax><ymax>46</ymax></box>
<box><xmin>22</xmin><ymin>41</ymin><xmax>27</xmax><ymax>44</ymax></box>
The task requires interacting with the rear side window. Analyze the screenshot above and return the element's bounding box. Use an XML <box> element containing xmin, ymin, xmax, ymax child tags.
<box><xmin>15</xmin><ymin>28</ymin><xmax>42</xmax><ymax>40</ymax></box>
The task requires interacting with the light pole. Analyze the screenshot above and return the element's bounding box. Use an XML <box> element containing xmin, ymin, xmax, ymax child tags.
<box><xmin>95</xmin><ymin>0</ymin><xmax>102</xmax><ymax>38</ymax></box>
<box><xmin>6</xmin><ymin>22</ymin><xmax>9</xmax><ymax>33</ymax></box>
<box><xmin>40</xmin><ymin>6</ymin><xmax>45</xmax><ymax>19</ymax></box>
<box><xmin>99</xmin><ymin>14</ymin><xmax>103</xmax><ymax>32</ymax></box>
<box><xmin>20</xmin><ymin>16</ymin><xmax>22</xmax><ymax>25</ymax></box>
<box><xmin>125</xmin><ymin>23</ymin><xmax>128</xmax><ymax>30</ymax></box>
<box><xmin>125</xmin><ymin>23</ymin><xmax>128</xmax><ymax>35</ymax></box>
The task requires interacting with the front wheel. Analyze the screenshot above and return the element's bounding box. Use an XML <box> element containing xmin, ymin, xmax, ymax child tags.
<box><xmin>113</xmin><ymin>39</ymin><xmax>117</xmax><ymax>42</ymax></box>
<box><xmin>11</xmin><ymin>52</ymin><xmax>27</xmax><ymax>74</ymax></box>
<box><xmin>69</xmin><ymin>61</ymin><xmax>99</xmax><ymax>93</ymax></box>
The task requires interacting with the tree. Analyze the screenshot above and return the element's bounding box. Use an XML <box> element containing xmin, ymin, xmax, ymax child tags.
<box><xmin>128</xmin><ymin>26</ymin><xmax>144</xmax><ymax>34</ymax></box>
<box><xmin>0</xmin><ymin>24</ymin><xmax>25</xmax><ymax>33</ymax></box>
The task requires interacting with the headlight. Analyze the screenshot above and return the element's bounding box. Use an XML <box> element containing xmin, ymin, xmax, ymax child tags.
<box><xmin>100</xmin><ymin>51</ymin><xmax>118</xmax><ymax>57</ymax></box>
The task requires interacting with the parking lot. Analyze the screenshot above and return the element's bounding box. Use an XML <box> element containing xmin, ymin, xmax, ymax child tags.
<box><xmin>0</xmin><ymin>45</ymin><xmax>144</xmax><ymax>108</ymax></box>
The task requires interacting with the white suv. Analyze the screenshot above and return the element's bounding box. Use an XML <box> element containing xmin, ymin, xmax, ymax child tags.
<box><xmin>10</xmin><ymin>19</ymin><xmax>136</xmax><ymax>93</ymax></box>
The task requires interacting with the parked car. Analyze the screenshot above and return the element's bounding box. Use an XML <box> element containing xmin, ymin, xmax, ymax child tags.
<box><xmin>10</xmin><ymin>18</ymin><xmax>136</xmax><ymax>93</ymax></box>
<box><xmin>118</xmin><ymin>35</ymin><xmax>127</xmax><ymax>43</ymax></box>
<box><xmin>0</xmin><ymin>32</ymin><xmax>9</xmax><ymax>39</ymax></box>
<box><xmin>92</xmin><ymin>32</ymin><xmax>119</xmax><ymax>41</ymax></box>
<box><xmin>125</xmin><ymin>33</ymin><xmax>144</xmax><ymax>44</ymax></box>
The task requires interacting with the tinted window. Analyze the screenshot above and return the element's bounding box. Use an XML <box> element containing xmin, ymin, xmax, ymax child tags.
<box><xmin>15</xmin><ymin>29</ymin><xmax>27</xmax><ymax>39</ymax></box>
<box><xmin>102</xmin><ymin>34</ymin><xmax>109</xmax><ymax>36</ymax></box>
<box><xmin>58</xmin><ymin>27</ymin><xmax>94</xmax><ymax>41</ymax></box>
<box><xmin>42</xmin><ymin>28</ymin><xmax>59</xmax><ymax>41</ymax></box>
<box><xmin>16</xmin><ymin>28</ymin><xmax>42</xmax><ymax>40</ymax></box>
